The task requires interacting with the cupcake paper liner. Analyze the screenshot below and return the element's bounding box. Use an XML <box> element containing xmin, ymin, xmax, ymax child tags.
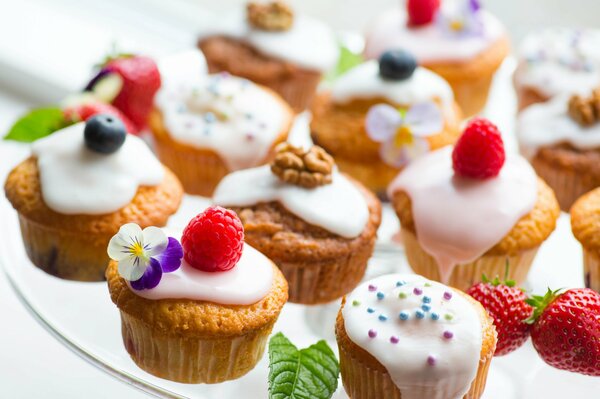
<box><xmin>582</xmin><ymin>249</ymin><xmax>600</xmax><ymax>293</ymax></box>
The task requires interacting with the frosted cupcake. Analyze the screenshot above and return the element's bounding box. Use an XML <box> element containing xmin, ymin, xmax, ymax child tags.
<box><xmin>514</xmin><ymin>28</ymin><xmax>600</xmax><ymax>111</ymax></box>
<box><xmin>389</xmin><ymin>118</ymin><xmax>559</xmax><ymax>291</ymax></box>
<box><xmin>336</xmin><ymin>273</ymin><xmax>497</xmax><ymax>399</ymax></box>
<box><xmin>311</xmin><ymin>50</ymin><xmax>462</xmax><ymax>196</ymax></box>
<box><xmin>213</xmin><ymin>143</ymin><xmax>382</xmax><ymax>304</ymax></box>
<box><xmin>198</xmin><ymin>1</ymin><xmax>338</xmax><ymax>112</ymax></box>
<box><xmin>571</xmin><ymin>188</ymin><xmax>600</xmax><ymax>293</ymax></box>
<box><xmin>150</xmin><ymin>72</ymin><xmax>294</xmax><ymax>196</ymax></box>
<box><xmin>106</xmin><ymin>207</ymin><xmax>288</xmax><ymax>383</ymax></box>
<box><xmin>4</xmin><ymin>116</ymin><xmax>182</xmax><ymax>281</ymax></box>
<box><xmin>364</xmin><ymin>0</ymin><xmax>509</xmax><ymax>116</ymax></box>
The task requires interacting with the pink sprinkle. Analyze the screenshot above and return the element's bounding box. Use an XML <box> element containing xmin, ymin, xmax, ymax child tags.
<box><xmin>390</xmin><ymin>336</ymin><xmax>399</xmax><ymax>344</ymax></box>
<box><xmin>443</xmin><ymin>291</ymin><xmax>453</xmax><ymax>301</ymax></box>
<box><xmin>443</xmin><ymin>331</ymin><xmax>454</xmax><ymax>340</ymax></box>
<box><xmin>427</xmin><ymin>355</ymin><xmax>436</xmax><ymax>366</ymax></box>
<box><xmin>413</xmin><ymin>287</ymin><xmax>423</xmax><ymax>295</ymax></box>
<box><xmin>368</xmin><ymin>284</ymin><xmax>377</xmax><ymax>292</ymax></box>
<box><xmin>368</xmin><ymin>329</ymin><xmax>377</xmax><ymax>338</ymax></box>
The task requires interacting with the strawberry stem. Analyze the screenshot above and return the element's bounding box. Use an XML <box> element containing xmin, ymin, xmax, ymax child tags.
<box><xmin>524</xmin><ymin>288</ymin><xmax>563</xmax><ymax>324</ymax></box>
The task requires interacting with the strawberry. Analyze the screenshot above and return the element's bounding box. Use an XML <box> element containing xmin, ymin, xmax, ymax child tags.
<box><xmin>407</xmin><ymin>0</ymin><xmax>440</xmax><ymax>26</ymax></box>
<box><xmin>467</xmin><ymin>274</ymin><xmax>533</xmax><ymax>356</ymax></box>
<box><xmin>63</xmin><ymin>102</ymin><xmax>138</xmax><ymax>134</ymax></box>
<box><xmin>527</xmin><ymin>288</ymin><xmax>600</xmax><ymax>376</ymax></box>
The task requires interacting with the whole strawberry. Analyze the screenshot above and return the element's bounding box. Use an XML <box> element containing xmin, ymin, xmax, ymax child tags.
<box><xmin>467</xmin><ymin>275</ymin><xmax>533</xmax><ymax>356</ymax></box>
<box><xmin>63</xmin><ymin>101</ymin><xmax>138</xmax><ymax>134</ymax></box>
<box><xmin>527</xmin><ymin>288</ymin><xmax>600</xmax><ymax>376</ymax></box>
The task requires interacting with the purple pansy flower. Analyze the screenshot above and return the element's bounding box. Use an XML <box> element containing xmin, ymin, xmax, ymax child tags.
<box><xmin>436</xmin><ymin>0</ymin><xmax>483</xmax><ymax>37</ymax></box>
<box><xmin>107</xmin><ymin>223</ymin><xmax>183</xmax><ymax>290</ymax></box>
<box><xmin>365</xmin><ymin>102</ymin><xmax>443</xmax><ymax>167</ymax></box>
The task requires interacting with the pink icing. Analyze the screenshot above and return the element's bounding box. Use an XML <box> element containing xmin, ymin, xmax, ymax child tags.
<box><xmin>388</xmin><ymin>146</ymin><xmax>537</xmax><ymax>283</ymax></box>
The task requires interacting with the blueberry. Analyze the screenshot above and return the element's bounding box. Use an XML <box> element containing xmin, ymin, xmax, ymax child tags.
<box><xmin>379</xmin><ymin>50</ymin><xmax>417</xmax><ymax>81</ymax></box>
<box><xmin>84</xmin><ymin>114</ymin><xmax>126</xmax><ymax>154</ymax></box>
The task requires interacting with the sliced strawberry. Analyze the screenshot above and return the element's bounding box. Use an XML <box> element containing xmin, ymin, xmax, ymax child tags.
<box><xmin>64</xmin><ymin>102</ymin><xmax>138</xmax><ymax>134</ymax></box>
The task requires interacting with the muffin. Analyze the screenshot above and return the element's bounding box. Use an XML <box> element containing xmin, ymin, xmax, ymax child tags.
<box><xmin>389</xmin><ymin>118</ymin><xmax>560</xmax><ymax>291</ymax></box>
<box><xmin>198</xmin><ymin>1</ymin><xmax>338</xmax><ymax>112</ymax></box>
<box><xmin>363</xmin><ymin>0</ymin><xmax>509</xmax><ymax>116</ymax></box>
<box><xmin>150</xmin><ymin>72</ymin><xmax>294</xmax><ymax>196</ymax></box>
<box><xmin>571</xmin><ymin>188</ymin><xmax>600</xmax><ymax>293</ymax></box>
<box><xmin>106</xmin><ymin>206</ymin><xmax>288</xmax><ymax>383</ymax></box>
<box><xmin>4</xmin><ymin>117</ymin><xmax>182</xmax><ymax>281</ymax></box>
<box><xmin>336</xmin><ymin>273</ymin><xmax>497</xmax><ymax>399</ymax></box>
<box><xmin>514</xmin><ymin>28</ymin><xmax>600</xmax><ymax>111</ymax></box>
<box><xmin>518</xmin><ymin>89</ymin><xmax>600</xmax><ymax>210</ymax></box>
<box><xmin>311</xmin><ymin>50</ymin><xmax>462</xmax><ymax>197</ymax></box>
<box><xmin>213</xmin><ymin>143</ymin><xmax>382</xmax><ymax>304</ymax></box>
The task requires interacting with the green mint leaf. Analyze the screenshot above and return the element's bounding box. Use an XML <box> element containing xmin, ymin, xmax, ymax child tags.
<box><xmin>4</xmin><ymin>107</ymin><xmax>68</xmax><ymax>142</ymax></box>
<box><xmin>268</xmin><ymin>332</ymin><xmax>339</xmax><ymax>399</ymax></box>
<box><xmin>325</xmin><ymin>44</ymin><xmax>364</xmax><ymax>82</ymax></box>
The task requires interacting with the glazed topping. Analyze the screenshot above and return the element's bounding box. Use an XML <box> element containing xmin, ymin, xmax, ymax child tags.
<box><xmin>379</xmin><ymin>50</ymin><xmax>418</xmax><ymax>81</ymax></box>
<box><xmin>158</xmin><ymin>49</ymin><xmax>207</xmax><ymax>89</ymax></box>
<box><xmin>568</xmin><ymin>89</ymin><xmax>600</xmax><ymax>126</ymax></box>
<box><xmin>271</xmin><ymin>143</ymin><xmax>334</xmax><ymax>188</ymax></box>
<box><xmin>213</xmin><ymin>165</ymin><xmax>369</xmax><ymax>238</ymax></box>
<box><xmin>388</xmin><ymin>146</ymin><xmax>537</xmax><ymax>283</ymax></box>
<box><xmin>154</xmin><ymin>73</ymin><xmax>289</xmax><ymax>171</ymax></box>
<box><xmin>342</xmin><ymin>274</ymin><xmax>482</xmax><ymax>399</ymax></box>
<box><xmin>84</xmin><ymin>114</ymin><xmax>126</xmax><ymax>154</ymax></box>
<box><xmin>247</xmin><ymin>1</ymin><xmax>293</xmax><ymax>31</ymax></box>
<box><xmin>32</xmin><ymin>122</ymin><xmax>164</xmax><ymax>215</ymax></box>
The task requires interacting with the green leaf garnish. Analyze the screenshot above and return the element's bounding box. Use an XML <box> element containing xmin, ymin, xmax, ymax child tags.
<box><xmin>524</xmin><ymin>287</ymin><xmax>563</xmax><ymax>325</ymax></box>
<box><xmin>4</xmin><ymin>107</ymin><xmax>69</xmax><ymax>142</ymax></box>
<box><xmin>325</xmin><ymin>44</ymin><xmax>364</xmax><ymax>82</ymax></box>
<box><xmin>268</xmin><ymin>332</ymin><xmax>339</xmax><ymax>399</ymax></box>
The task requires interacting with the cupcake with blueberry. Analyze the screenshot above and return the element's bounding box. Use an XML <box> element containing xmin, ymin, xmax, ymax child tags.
<box><xmin>198</xmin><ymin>1</ymin><xmax>338</xmax><ymax>112</ymax></box>
<box><xmin>213</xmin><ymin>143</ymin><xmax>382</xmax><ymax>304</ymax></box>
<box><xmin>310</xmin><ymin>49</ymin><xmax>462</xmax><ymax>196</ymax></box>
<box><xmin>363</xmin><ymin>0</ymin><xmax>509</xmax><ymax>116</ymax></box>
<box><xmin>150</xmin><ymin>72</ymin><xmax>294</xmax><ymax>196</ymax></box>
<box><xmin>388</xmin><ymin>118</ymin><xmax>559</xmax><ymax>291</ymax></box>
<box><xmin>336</xmin><ymin>273</ymin><xmax>497</xmax><ymax>399</ymax></box>
<box><xmin>106</xmin><ymin>206</ymin><xmax>288</xmax><ymax>383</ymax></box>
<box><xmin>4</xmin><ymin>115</ymin><xmax>182</xmax><ymax>281</ymax></box>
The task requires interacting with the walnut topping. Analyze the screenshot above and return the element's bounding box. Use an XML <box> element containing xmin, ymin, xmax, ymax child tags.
<box><xmin>568</xmin><ymin>89</ymin><xmax>600</xmax><ymax>126</ymax></box>
<box><xmin>247</xmin><ymin>1</ymin><xmax>294</xmax><ymax>31</ymax></box>
<box><xmin>271</xmin><ymin>143</ymin><xmax>335</xmax><ymax>188</ymax></box>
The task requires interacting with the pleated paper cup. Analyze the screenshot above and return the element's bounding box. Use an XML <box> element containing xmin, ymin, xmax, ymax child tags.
<box><xmin>582</xmin><ymin>249</ymin><xmax>600</xmax><ymax>293</ymax></box>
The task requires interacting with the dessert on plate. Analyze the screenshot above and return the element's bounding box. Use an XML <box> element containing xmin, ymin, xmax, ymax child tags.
<box><xmin>389</xmin><ymin>118</ymin><xmax>559</xmax><ymax>291</ymax></box>
<box><xmin>311</xmin><ymin>49</ymin><xmax>462</xmax><ymax>196</ymax></box>
<box><xmin>4</xmin><ymin>116</ymin><xmax>182</xmax><ymax>281</ymax></box>
<box><xmin>106</xmin><ymin>206</ymin><xmax>288</xmax><ymax>383</ymax></box>
<box><xmin>571</xmin><ymin>188</ymin><xmax>600</xmax><ymax>293</ymax></box>
<box><xmin>198</xmin><ymin>0</ymin><xmax>338</xmax><ymax>112</ymax></box>
<box><xmin>213</xmin><ymin>143</ymin><xmax>382</xmax><ymax>304</ymax></box>
<box><xmin>363</xmin><ymin>0</ymin><xmax>509</xmax><ymax>116</ymax></box>
<box><xmin>336</xmin><ymin>273</ymin><xmax>497</xmax><ymax>399</ymax></box>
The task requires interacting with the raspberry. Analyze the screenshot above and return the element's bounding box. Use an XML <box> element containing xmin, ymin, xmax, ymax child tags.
<box><xmin>181</xmin><ymin>206</ymin><xmax>244</xmax><ymax>272</ymax></box>
<box><xmin>452</xmin><ymin>117</ymin><xmax>506</xmax><ymax>179</ymax></box>
<box><xmin>407</xmin><ymin>0</ymin><xmax>440</xmax><ymax>26</ymax></box>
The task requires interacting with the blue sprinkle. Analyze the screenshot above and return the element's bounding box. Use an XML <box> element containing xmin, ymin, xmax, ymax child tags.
<box><xmin>422</xmin><ymin>304</ymin><xmax>431</xmax><ymax>312</ymax></box>
<box><xmin>431</xmin><ymin>312</ymin><xmax>440</xmax><ymax>321</ymax></box>
<box><xmin>204</xmin><ymin>112</ymin><xmax>216</xmax><ymax>123</ymax></box>
<box><xmin>415</xmin><ymin>309</ymin><xmax>425</xmax><ymax>319</ymax></box>
<box><xmin>367</xmin><ymin>307</ymin><xmax>375</xmax><ymax>314</ymax></box>
<box><xmin>396</xmin><ymin>281</ymin><xmax>406</xmax><ymax>287</ymax></box>
<box><xmin>203</xmin><ymin>127</ymin><xmax>211</xmax><ymax>135</ymax></box>
<box><xmin>399</xmin><ymin>311</ymin><xmax>409</xmax><ymax>320</ymax></box>
<box><xmin>422</xmin><ymin>296</ymin><xmax>431</xmax><ymax>304</ymax></box>
<box><xmin>378</xmin><ymin>314</ymin><xmax>388</xmax><ymax>322</ymax></box>
<box><xmin>376</xmin><ymin>292</ymin><xmax>385</xmax><ymax>300</ymax></box>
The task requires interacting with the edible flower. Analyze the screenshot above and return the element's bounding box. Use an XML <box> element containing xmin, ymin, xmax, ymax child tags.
<box><xmin>436</xmin><ymin>0</ymin><xmax>483</xmax><ymax>37</ymax></box>
<box><xmin>108</xmin><ymin>223</ymin><xmax>183</xmax><ymax>290</ymax></box>
<box><xmin>365</xmin><ymin>102</ymin><xmax>443</xmax><ymax>167</ymax></box>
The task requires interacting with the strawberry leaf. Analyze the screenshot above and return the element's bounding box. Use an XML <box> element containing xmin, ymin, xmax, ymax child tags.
<box><xmin>325</xmin><ymin>44</ymin><xmax>363</xmax><ymax>82</ymax></box>
<box><xmin>4</xmin><ymin>107</ymin><xmax>69</xmax><ymax>142</ymax></box>
<box><xmin>524</xmin><ymin>288</ymin><xmax>562</xmax><ymax>324</ymax></box>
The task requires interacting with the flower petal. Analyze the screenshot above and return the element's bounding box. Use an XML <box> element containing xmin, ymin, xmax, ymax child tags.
<box><xmin>365</xmin><ymin>104</ymin><xmax>403</xmax><ymax>142</ymax></box>
<box><xmin>130</xmin><ymin>258</ymin><xmax>163</xmax><ymax>290</ymax></box>
<box><xmin>380</xmin><ymin>140</ymin><xmax>410</xmax><ymax>168</ymax></box>
<box><xmin>403</xmin><ymin>137</ymin><xmax>431</xmax><ymax>162</ymax></box>
<box><xmin>156</xmin><ymin>237</ymin><xmax>184</xmax><ymax>273</ymax></box>
<box><xmin>118</xmin><ymin>254</ymin><xmax>149</xmax><ymax>281</ymax></box>
<box><xmin>405</xmin><ymin>103</ymin><xmax>444</xmax><ymax>137</ymax></box>
<box><xmin>142</xmin><ymin>226</ymin><xmax>168</xmax><ymax>257</ymax></box>
<box><xmin>107</xmin><ymin>223</ymin><xmax>143</xmax><ymax>261</ymax></box>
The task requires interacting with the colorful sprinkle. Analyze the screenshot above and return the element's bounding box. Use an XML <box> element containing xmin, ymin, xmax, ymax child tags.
<box><xmin>424</xmin><ymin>282</ymin><xmax>432</xmax><ymax>287</ymax></box>
<box><xmin>443</xmin><ymin>331</ymin><xmax>454</xmax><ymax>340</ymax></box>
<box><xmin>396</xmin><ymin>280</ymin><xmax>406</xmax><ymax>287</ymax></box>
<box><xmin>376</xmin><ymin>292</ymin><xmax>385</xmax><ymax>300</ymax></box>
<box><xmin>368</xmin><ymin>284</ymin><xmax>377</xmax><ymax>292</ymax></box>
<box><xmin>431</xmin><ymin>312</ymin><xmax>440</xmax><ymax>321</ymax></box>
<box><xmin>367</xmin><ymin>307</ymin><xmax>375</xmax><ymax>313</ymax></box>
<box><xmin>398</xmin><ymin>292</ymin><xmax>408</xmax><ymax>299</ymax></box>
<box><xmin>415</xmin><ymin>309</ymin><xmax>425</xmax><ymax>319</ymax></box>
<box><xmin>399</xmin><ymin>311</ymin><xmax>410</xmax><ymax>320</ymax></box>
<box><xmin>422</xmin><ymin>296</ymin><xmax>431</xmax><ymax>304</ymax></box>
<box><xmin>378</xmin><ymin>314</ymin><xmax>388</xmax><ymax>322</ymax></box>
<box><xmin>204</xmin><ymin>112</ymin><xmax>216</xmax><ymax>123</ymax></box>
<box><xmin>443</xmin><ymin>291</ymin><xmax>453</xmax><ymax>301</ymax></box>
<box><xmin>246</xmin><ymin>133</ymin><xmax>255</xmax><ymax>141</ymax></box>
<box><xmin>413</xmin><ymin>287</ymin><xmax>423</xmax><ymax>295</ymax></box>
<box><xmin>390</xmin><ymin>336</ymin><xmax>399</xmax><ymax>344</ymax></box>
<box><xmin>422</xmin><ymin>304</ymin><xmax>431</xmax><ymax>312</ymax></box>
<box><xmin>368</xmin><ymin>329</ymin><xmax>377</xmax><ymax>338</ymax></box>
<box><xmin>352</xmin><ymin>300</ymin><xmax>361</xmax><ymax>306</ymax></box>
<box><xmin>427</xmin><ymin>355</ymin><xmax>437</xmax><ymax>366</ymax></box>
<box><xmin>444</xmin><ymin>313</ymin><xmax>454</xmax><ymax>321</ymax></box>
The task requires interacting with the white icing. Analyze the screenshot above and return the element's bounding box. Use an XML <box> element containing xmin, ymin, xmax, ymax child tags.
<box><xmin>330</xmin><ymin>61</ymin><xmax>454</xmax><ymax>108</ymax></box>
<box><xmin>131</xmin><ymin>243</ymin><xmax>274</xmax><ymax>305</ymax></box>
<box><xmin>32</xmin><ymin>123</ymin><xmax>164</xmax><ymax>215</ymax></box>
<box><xmin>199</xmin><ymin>10</ymin><xmax>338</xmax><ymax>72</ymax></box>
<box><xmin>518</xmin><ymin>93</ymin><xmax>600</xmax><ymax>158</ymax></box>
<box><xmin>388</xmin><ymin>146</ymin><xmax>537</xmax><ymax>283</ymax></box>
<box><xmin>213</xmin><ymin>165</ymin><xmax>369</xmax><ymax>238</ymax></box>
<box><xmin>155</xmin><ymin>73</ymin><xmax>290</xmax><ymax>171</ymax></box>
<box><xmin>364</xmin><ymin>6</ymin><xmax>505</xmax><ymax>63</ymax></box>
<box><xmin>342</xmin><ymin>274</ymin><xmax>482</xmax><ymax>399</ymax></box>
<box><xmin>158</xmin><ymin>49</ymin><xmax>207</xmax><ymax>89</ymax></box>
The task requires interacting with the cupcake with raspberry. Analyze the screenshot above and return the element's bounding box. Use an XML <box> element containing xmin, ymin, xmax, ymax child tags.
<box><xmin>310</xmin><ymin>50</ymin><xmax>462</xmax><ymax>196</ymax></box>
<box><xmin>213</xmin><ymin>143</ymin><xmax>382</xmax><ymax>304</ymax></box>
<box><xmin>106</xmin><ymin>206</ymin><xmax>288</xmax><ymax>383</ymax></box>
<box><xmin>336</xmin><ymin>273</ymin><xmax>497</xmax><ymax>399</ymax></box>
<box><xmin>571</xmin><ymin>188</ymin><xmax>600</xmax><ymax>293</ymax></box>
<box><xmin>363</xmin><ymin>0</ymin><xmax>509</xmax><ymax>116</ymax></box>
<box><xmin>389</xmin><ymin>118</ymin><xmax>560</xmax><ymax>291</ymax></box>
<box><xmin>150</xmin><ymin>72</ymin><xmax>294</xmax><ymax>196</ymax></box>
<box><xmin>198</xmin><ymin>1</ymin><xmax>338</xmax><ymax>112</ymax></box>
<box><xmin>4</xmin><ymin>115</ymin><xmax>182</xmax><ymax>281</ymax></box>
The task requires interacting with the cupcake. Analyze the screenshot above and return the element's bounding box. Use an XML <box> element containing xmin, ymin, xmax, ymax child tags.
<box><xmin>311</xmin><ymin>50</ymin><xmax>462</xmax><ymax>196</ymax></box>
<box><xmin>389</xmin><ymin>118</ymin><xmax>559</xmax><ymax>291</ymax></box>
<box><xmin>514</xmin><ymin>28</ymin><xmax>600</xmax><ymax>111</ymax></box>
<box><xmin>336</xmin><ymin>273</ymin><xmax>497</xmax><ymax>399</ymax></box>
<box><xmin>363</xmin><ymin>0</ymin><xmax>509</xmax><ymax>117</ymax></box>
<box><xmin>150</xmin><ymin>72</ymin><xmax>294</xmax><ymax>196</ymax></box>
<box><xmin>198</xmin><ymin>1</ymin><xmax>338</xmax><ymax>112</ymax></box>
<box><xmin>571</xmin><ymin>188</ymin><xmax>600</xmax><ymax>293</ymax></box>
<box><xmin>518</xmin><ymin>88</ymin><xmax>600</xmax><ymax>211</ymax></box>
<box><xmin>106</xmin><ymin>206</ymin><xmax>288</xmax><ymax>383</ymax></box>
<box><xmin>4</xmin><ymin>116</ymin><xmax>182</xmax><ymax>281</ymax></box>
<box><xmin>213</xmin><ymin>143</ymin><xmax>382</xmax><ymax>304</ymax></box>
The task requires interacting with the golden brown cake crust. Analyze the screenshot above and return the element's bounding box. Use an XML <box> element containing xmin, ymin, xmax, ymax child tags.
<box><xmin>533</xmin><ymin>143</ymin><xmax>600</xmax><ymax>177</ymax></box>
<box><xmin>571</xmin><ymin>187</ymin><xmax>600</xmax><ymax>251</ymax></box>
<box><xmin>391</xmin><ymin>177</ymin><xmax>560</xmax><ymax>256</ymax></box>
<box><xmin>4</xmin><ymin>157</ymin><xmax>183</xmax><ymax>234</ymax></box>
<box><xmin>106</xmin><ymin>260</ymin><xmax>288</xmax><ymax>338</ymax></box>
